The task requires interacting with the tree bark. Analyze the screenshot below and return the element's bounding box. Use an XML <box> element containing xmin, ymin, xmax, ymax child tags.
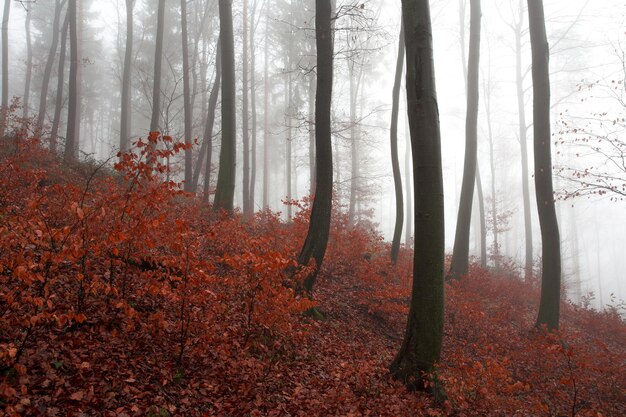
<box><xmin>22</xmin><ymin>7</ymin><xmax>33</xmax><ymax>123</ymax></box>
<box><xmin>390</xmin><ymin>21</ymin><xmax>405</xmax><ymax>265</ymax></box>
<box><xmin>528</xmin><ymin>0</ymin><xmax>561</xmax><ymax>331</ymax></box>
<box><xmin>297</xmin><ymin>0</ymin><xmax>333</xmax><ymax>294</ymax></box>
<box><xmin>250</xmin><ymin>0</ymin><xmax>258</xmax><ymax>212</ymax></box>
<box><xmin>242</xmin><ymin>0</ymin><xmax>251</xmax><ymax>215</ymax></box>
<box><xmin>36</xmin><ymin>0</ymin><xmax>66</xmax><ymax>137</ymax></box>
<box><xmin>448</xmin><ymin>0</ymin><xmax>481</xmax><ymax>279</ymax></box>
<box><xmin>0</xmin><ymin>0</ymin><xmax>10</xmax><ymax>137</ymax></box>
<box><xmin>214</xmin><ymin>0</ymin><xmax>236</xmax><ymax>213</ymax></box>
<box><xmin>262</xmin><ymin>4</ymin><xmax>269</xmax><ymax>209</ymax></box>
<box><xmin>150</xmin><ymin>0</ymin><xmax>166</xmax><ymax>134</ymax></box>
<box><xmin>64</xmin><ymin>0</ymin><xmax>79</xmax><ymax>161</ymax></box>
<box><xmin>51</xmin><ymin>13</ymin><xmax>69</xmax><ymax>153</ymax></box>
<box><xmin>120</xmin><ymin>0</ymin><xmax>134</xmax><ymax>153</ymax></box>
<box><xmin>390</xmin><ymin>0</ymin><xmax>445</xmax><ymax>400</ymax></box>
<box><xmin>181</xmin><ymin>0</ymin><xmax>193</xmax><ymax>191</ymax></box>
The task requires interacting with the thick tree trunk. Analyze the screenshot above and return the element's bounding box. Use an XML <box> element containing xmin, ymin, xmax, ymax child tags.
<box><xmin>194</xmin><ymin>39</ymin><xmax>221</xmax><ymax>195</ymax></box>
<box><xmin>528</xmin><ymin>0</ymin><xmax>561</xmax><ymax>331</ymax></box>
<box><xmin>390</xmin><ymin>22</ymin><xmax>405</xmax><ymax>265</ymax></box>
<box><xmin>120</xmin><ymin>0</ymin><xmax>134</xmax><ymax>153</ymax></box>
<box><xmin>22</xmin><ymin>7</ymin><xmax>32</xmax><ymax>123</ymax></box>
<box><xmin>150</xmin><ymin>0</ymin><xmax>166</xmax><ymax>134</ymax></box>
<box><xmin>37</xmin><ymin>0</ymin><xmax>65</xmax><ymax>137</ymax></box>
<box><xmin>0</xmin><ymin>0</ymin><xmax>10</xmax><ymax>137</ymax></box>
<box><xmin>448</xmin><ymin>0</ymin><xmax>481</xmax><ymax>279</ymax></box>
<box><xmin>515</xmin><ymin>2</ymin><xmax>534</xmax><ymax>280</ymax></box>
<box><xmin>242</xmin><ymin>0</ymin><xmax>251</xmax><ymax>215</ymax></box>
<box><xmin>181</xmin><ymin>0</ymin><xmax>193</xmax><ymax>191</ymax></box>
<box><xmin>51</xmin><ymin>14</ymin><xmax>69</xmax><ymax>153</ymax></box>
<box><xmin>64</xmin><ymin>0</ymin><xmax>79</xmax><ymax>161</ymax></box>
<box><xmin>297</xmin><ymin>0</ymin><xmax>333</xmax><ymax>294</ymax></box>
<box><xmin>214</xmin><ymin>0</ymin><xmax>236</xmax><ymax>213</ymax></box>
<box><xmin>390</xmin><ymin>0</ymin><xmax>445</xmax><ymax>400</ymax></box>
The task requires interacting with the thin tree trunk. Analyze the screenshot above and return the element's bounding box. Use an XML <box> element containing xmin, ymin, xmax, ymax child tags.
<box><xmin>120</xmin><ymin>0</ymin><xmax>134</xmax><ymax>153</ymax></box>
<box><xmin>297</xmin><ymin>0</ymin><xmax>333</xmax><ymax>294</ymax></box>
<box><xmin>390</xmin><ymin>0</ymin><xmax>446</xmax><ymax>400</ymax></box>
<box><xmin>37</xmin><ymin>0</ymin><xmax>66</xmax><ymax>137</ymax></box>
<box><xmin>250</xmin><ymin>0</ymin><xmax>258</xmax><ymax>212</ymax></box>
<box><xmin>150</xmin><ymin>0</ymin><xmax>166</xmax><ymax>134</ymax></box>
<box><xmin>448</xmin><ymin>0</ymin><xmax>481</xmax><ymax>279</ymax></box>
<box><xmin>485</xmin><ymin>82</ymin><xmax>499</xmax><ymax>269</ymax></box>
<box><xmin>214</xmin><ymin>0</ymin><xmax>236</xmax><ymax>213</ymax></box>
<box><xmin>22</xmin><ymin>7</ymin><xmax>33</xmax><ymax>123</ymax></box>
<box><xmin>475</xmin><ymin>166</ymin><xmax>487</xmax><ymax>267</ymax></box>
<box><xmin>51</xmin><ymin>13</ymin><xmax>69</xmax><ymax>153</ymax></box>
<box><xmin>286</xmin><ymin>71</ymin><xmax>293</xmax><ymax>221</ymax></box>
<box><xmin>390</xmin><ymin>21</ymin><xmax>405</xmax><ymax>265</ymax></box>
<box><xmin>64</xmin><ymin>0</ymin><xmax>79</xmax><ymax>161</ymax></box>
<box><xmin>528</xmin><ymin>0</ymin><xmax>561</xmax><ymax>331</ymax></box>
<box><xmin>194</xmin><ymin>38</ymin><xmax>221</xmax><ymax>194</ymax></box>
<box><xmin>181</xmin><ymin>0</ymin><xmax>193</xmax><ymax>191</ymax></box>
<box><xmin>515</xmin><ymin>1</ymin><xmax>534</xmax><ymax>280</ymax></box>
<box><xmin>308</xmin><ymin>77</ymin><xmax>316</xmax><ymax>194</ymax></box>
<box><xmin>404</xmin><ymin>112</ymin><xmax>412</xmax><ymax>248</ymax></box>
<box><xmin>0</xmin><ymin>0</ymin><xmax>10</xmax><ymax>137</ymax></box>
<box><xmin>262</xmin><ymin>4</ymin><xmax>269</xmax><ymax>209</ymax></box>
<box><xmin>242</xmin><ymin>0</ymin><xmax>251</xmax><ymax>215</ymax></box>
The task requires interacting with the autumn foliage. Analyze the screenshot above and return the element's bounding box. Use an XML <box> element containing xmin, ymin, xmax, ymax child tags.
<box><xmin>1</xmin><ymin>137</ymin><xmax>624</xmax><ymax>416</ymax></box>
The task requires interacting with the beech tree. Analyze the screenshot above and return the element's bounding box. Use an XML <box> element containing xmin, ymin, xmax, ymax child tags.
<box><xmin>390</xmin><ymin>22</ymin><xmax>405</xmax><ymax>265</ymax></box>
<box><xmin>0</xmin><ymin>0</ymin><xmax>10</xmax><ymax>137</ymax></box>
<box><xmin>390</xmin><ymin>0</ymin><xmax>445</xmax><ymax>399</ymax></box>
<box><xmin>448</xmin><ymin>0</ymin><xmax>481</xmax><ymax>279</ymax></box>
<box><xmin>214</xmin><ymin>0</ymin><xmax>236</xmax><ymax>213</ymax></box>
<box><xmin>181</xmin><ymin>0</ymin><xmax>193</xmax><ymax>191</ymax></box>
<box><xmin>527</xmin><ymin>0</ymin><xmax>561</xmax><ymax>330</ymax></box>
<box><xmin>297</xmin><ymin>0</ymin><xmax>333</xmax><ymax>294</ymax></box>
<box><xmin>64</xmin><ymin>0</ymin><xmax>79</xmax><ymax>161</ymax></box>
<box><xmin>149</xmin><ymin>0</ymin><xmax>166</xmax><ymax>135</ymax></box>
<box><xmin>119</xmin><ymin>0</ymin><xmax>134</xmax><ymax>153</ymax></box>
<box><xmin>50</xmin><ymin>13</ymin><xmax>69</xmax><ymax>153</ymax></box>
<box><xmin>22</xmin><ymin>6</ymin><xmax>32</xmax><ymax>122</ymax></box>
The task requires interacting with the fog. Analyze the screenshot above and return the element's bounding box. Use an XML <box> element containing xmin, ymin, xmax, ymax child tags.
<box><xmin>3</xmin><ymin>0</ymin><xmax>624</xmax><ymax>310</ymax></box>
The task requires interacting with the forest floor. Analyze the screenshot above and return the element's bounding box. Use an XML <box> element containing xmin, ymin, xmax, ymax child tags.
<box><xmin>1</xmin><ymin>138</ymin><xmax>625</xmax><ymax>416</ymax></box>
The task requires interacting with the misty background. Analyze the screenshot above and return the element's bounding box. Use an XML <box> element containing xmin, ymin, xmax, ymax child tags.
<box><xmin>2</xmin><ymin>0</ymin><xmax>624</xmax><ymax>310</ymax></box>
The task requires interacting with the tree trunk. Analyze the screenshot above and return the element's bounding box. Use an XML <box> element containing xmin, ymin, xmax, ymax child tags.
<box><xmin>485</xmin><ymin>83</ymin><xmax>499</xmax><ymax>269</ymax></box>
<box><xmin>390</xmin><ymin>0</ymin><xmax>445</xmax><ymax>400</ymax></box>
<box><xmin>214</xmin><ymin>0</ymin><xmax>236</xmax><ymax>213</ymax></box>
<box><xmin>64</xmin><ymin>0</ymin><xmax>79</xmax><ymax>161</ymax></box>
<box><xmin>0</xmin><ymin>0</ymin><xmax>10</xmax><ymax>137</ymax></box>
<box><xmin>51</xmin><ymin>13</ymin><xmax>69</xmax><ymax>153</ymax></box>
<box><xmin>181</xmin><ymin>0</ymin><xmax>193</xmax><ymax>191</ymax></box>
<box><xmin>297</xmin><ymin>0</ymin><xmax>333</xmax><ymax>294</ymax></box>
<box><xmin>448</xmin><ymin>0</ymin><xmax>481</xmax><ymax>279</ymax></box>
<box><xmin>404</xmin><ymin>110</ymin><xmax>412</xmax><ymax>247</ymax></box>
<box><xmin>515</xmin><ymin>1</ymin><xmax>534</xmax><ymax>280</ymax></box>
<box><xmin>308</xmin><ymin>77</ymin><xmax>316</xmax><ymax>194</ymax></box>
<box><xmin>242</xmin><ymin>0</ymin><xmax>251</xmax><ymax>215</ymax></box>
<box><xmin>194</xmin><ymin>38</ymin><xmax>221</xmax><ymax>196</ymax></box>
<box><xmin>475</xmin><ymin>166</ymin><xmax>487</xmax><ymax>268</ymax></box>
<box><xmin>37</xmin><ymin>0</ymin><xmax>65</xmax><ymax>137</ymax></box>
<box><xmin>528</xmin><ymin>0</ymin><xmax>561</xmax><ymax>331</ymax></box>
<box><xmin>120</xmin><ymin>0</ymin><xmax>134</xmax><ymax>153</ymax></box>
<box><xmin>150</xmin><ymin>0</ymin><xmax>166</xmax><ymax>134</ymax></box>
<box><xmin>262</xmin><ymin>4</ymin><xmax>269</xmax><ymax>209</ymax></box>
<box><xmin>390</xmin><ymin>21</ymin><xmax>405</xmax><ymax>265</ymax></box>
<box><xmin>250</xmin><ymin>0</ymin><xmax>258</xmax><ymax>212</ymax></box>
<box><xmin>22</xmin><ymin>7</ymin><xmax>33</xmax><ymax>123</ymax></box>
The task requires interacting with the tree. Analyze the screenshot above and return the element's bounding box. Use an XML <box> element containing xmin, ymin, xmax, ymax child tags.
<box><xmin>297</xmin><ymin>0</ymin><xmax>333</xmax><ymax>294</ymax></box>
<box><xmin>119</xmin><ymin>0</ymin><xmax>134</xmax><ymax>154</ymax></box>
<box><xmin>242</xmin><ymin>0</ymin><xmax>252</xmax><ymax>216</ymax></box>
<box><xmin>449</xmin><ymin>0</ymin><xmax>481</xmax><ymax>279</ymax></box>
<box><xmin>249</xmin><ymin>0</ymin><xmax>258</xmax><ymax>213</ymax></box>
<box><xmin>50</xmin><ymin>13</ymin><xmax>69</xmax><ymax>153</ymax></box>
<box><xmin>149</xmin><ymin>0</ymin><xmax>166</xmax><ymax>135</ymax></box>
<box><xmin>22</xmin><ymin>6</ymin><xmax>33</xmax><ymax>123</ymax></box>
<box><xmin>181</xmin><ymin>0</ymin><xmax>193</xmax><ymax>191</ymax></box>
<box><xmin>390</xmin><ymin>0</ymin><xmax>445</xmax><ymax>399</ymax></box>
<box><xmin>64</xmin><ymin>0</ymin><xmax>80</xmax><ymax>161</ymax></box>
<box><xmin>527</xmin><ymin>0</ymin><xmax>561</xmax><ymax>330</ymax></box>
<box><xmin>36</xmin><ymin>0</ymin><xmax>66</xmax><ymax>137</ymax></box>
<box><xmin>0</xmin><ymin>0</ymin><xmax>10</xmax><ymax>137</ymax></box>
<box><xmin>213</xmin><ymin>0</ymin><xmax>236</xmax><ymax>213</ymax></box>
<box><xmin>390</xmin><ymin>22</ymin><xmax>405</xmax><ymax>265</ymax></box>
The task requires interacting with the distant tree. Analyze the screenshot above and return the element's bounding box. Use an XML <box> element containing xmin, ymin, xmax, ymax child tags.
<box><xmin>214</xmin><ymin>0</ymin><xmax>236</xmax><ymax>213</ymax></box>
<box><xmin>50</xmin><ymin>13</ymin><xmax>69</xmax><ymax>153</ymax></box>
<box><xmin>22</xmin><ymin>6</ymin><xmax>33</xmax><ymax>123</ymax></box>
<box><xmin>297</xmin><ymin>0</ymin><xmax>333</xmax><ymax>294</ymax></box>
<box><xmin>390</xmin><ymin>21</ymin><xmax>405</xmax><ymax>265</ymax></box>
<box><xmin>149</xmin><ymin>0</ymin><xmax>166</xmax><ymax>135</ymax></box>
<box><xmin>119</xmin><ymin>0</ymin><xmax>134</xmax><ymax>153</ymax></box>
<box><xmin>36</xmin><ymin>0</ymin><xmax>66</xmax><ymax>137</ymax></box>
<box><xmin>0</xmin><ymin>0</ymin><xmax>10</xmax><ymax>137</ymax></box>
<box><xmin>249</xmin><ymin>0</ymin><xmax>258</xmax><ymax>212</ymax></box>
<box><xmin>242</xmin><ymin>0</ymin><xmax>252</xmax><ymax>216</ymax></box>
<box><xmin>449</xmin><ymin>0</ymin><xmax>482</xmax><ymax>279</ymax></box>
<box><xmin>181</xmin><ymin>0</ymin><xmax>193</xmax><ymax>191</ymax></box>
<box><xmin>64</xmin><ymin>0</ymin><xmax>79</xmax><ymax>161</ymax></box>
<box><xmin>390</xmin><ymin>0</ymin><xmax>445</xmax><ymax>400</ymax></box>
<box><xmin>528</xmin><ymin>0</ymin><xmax>561</xmax><ymax>331</ymax></box>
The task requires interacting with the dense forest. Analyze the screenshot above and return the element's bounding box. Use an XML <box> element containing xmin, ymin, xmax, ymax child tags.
<box><xmin>0</xmin><ymin>0</ymin><xmax>624</xmax><ymax>415</ymax></box>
